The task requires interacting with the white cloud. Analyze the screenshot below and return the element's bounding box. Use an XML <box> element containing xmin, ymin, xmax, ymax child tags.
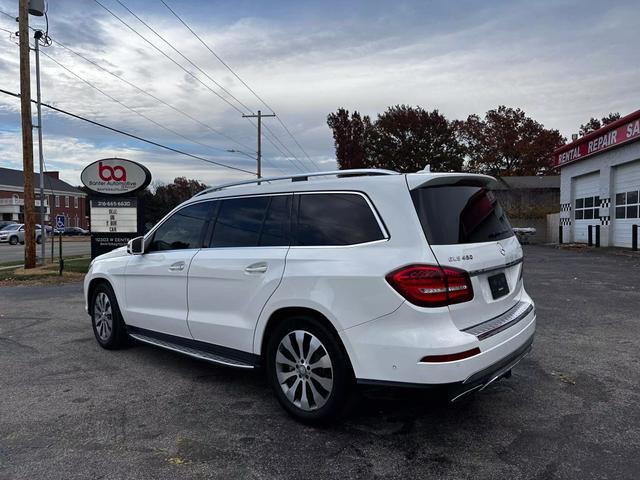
<box><xmin>0</xmin><ymin>0</ymin><xmax>637</xmax><ymax>185</ymax></box>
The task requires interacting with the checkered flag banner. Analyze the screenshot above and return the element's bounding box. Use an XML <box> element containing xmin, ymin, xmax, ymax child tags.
<box><xmin>560</xmin><ymin>202</ymin><xmax>572</xmax><ymax>212</ymax></box>
<box><xmin>600</xmin><ymin>216</ymin><xmax>611</xmax><ymax>226</ymax></box>
<box><xmin>560</xmin><ymin>218</ymin><xmax>572</xmax><ymax>226</ymax></box>
<box><xmin>600</xmin><ymin>198</ymin><xmax>610</xmax><ymax>208</ymax></box>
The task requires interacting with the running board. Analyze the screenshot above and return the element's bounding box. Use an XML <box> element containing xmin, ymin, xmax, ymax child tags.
<box><xmin>128</xmin><ymin>329</ymin><xmax>258</xmax><ymax>369</ymax></box>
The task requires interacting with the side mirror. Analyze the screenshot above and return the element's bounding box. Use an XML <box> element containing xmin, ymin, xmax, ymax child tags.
<box><xmin>127</xmin><ymin>236</ymin><xmax>145</xmax><ymax>255</ymax></box>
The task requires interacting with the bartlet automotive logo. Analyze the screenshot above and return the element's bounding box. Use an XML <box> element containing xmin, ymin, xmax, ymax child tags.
<box><xmin>98</xmin><ymin>161</ymin><xmax>127</xmax><ymax>182</ymax></box>
<box><xmin>81</xmin><ymin>158</ymin><xmax>151</xmax><ymax>196</ymax></box>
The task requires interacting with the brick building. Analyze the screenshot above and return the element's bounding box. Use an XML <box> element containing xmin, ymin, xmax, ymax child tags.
<box><xmin>0</xmin><ymin>166</ymin><xmax>88</xmax><ymax>229</ymax></box>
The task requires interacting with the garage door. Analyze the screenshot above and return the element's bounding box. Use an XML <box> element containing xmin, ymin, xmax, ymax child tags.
<box><xmin>572</xmin><ymin>172</ymin><xmax>600</xmax><ymax>243</ymax></box>
<box><xmin>612</xmin><ymin>160</ymin><xmax>640</xmax><ymax>248</ymax></box>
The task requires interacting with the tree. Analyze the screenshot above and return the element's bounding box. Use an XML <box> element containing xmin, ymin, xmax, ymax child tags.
<box><xmin>368</xmin><ymin>105</ymin><xmax>464</xmax><ymax>172</ymax></box>
<box><xmin>457</xmin><ymin>106</ymin><xmax>565</xmax><ymax>176</ymax></box>
<box><xmin>579</xmin><ymin>112</ymin><xmax>620</xmax><ymax>136</ymax></box>
<box><xmin>139</xmin><ymin>176</ymin><xmax>207</xmax><ymax>229</ymax></box>
<box><xmin>327</xmin><ymin>105</ymin><xmax>464</xmax><ymax>172</ymax></box>
<box><xmin>326</xmin><ymin>108</ymin><xmax>374</xmax><ymax>169</ymax></box>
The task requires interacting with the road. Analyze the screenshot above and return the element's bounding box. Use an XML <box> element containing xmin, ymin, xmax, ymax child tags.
<box><xmin>0</xmin><ymin>245</ymin><xmax>638</xmax><ymax>479</ymax></box>
<box><xmin>0</xmin><ymin>238</ymin><xmax>90</xmax><ymax>264</ymax></box>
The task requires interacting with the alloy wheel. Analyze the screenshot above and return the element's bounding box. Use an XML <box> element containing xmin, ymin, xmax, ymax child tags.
<box><xmin>94</xmin><ymin>292</ymin><xmax>113</xmax><ymax>341</ymax></box>
<box><xmin>275</xmin><ymin>330</ymin><xmax>334</xmax><ymax>411</ymax></box>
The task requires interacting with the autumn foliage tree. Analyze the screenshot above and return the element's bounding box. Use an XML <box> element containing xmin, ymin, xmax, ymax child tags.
<box><xmin>368</xmin><ymin>105</ymin><xmax>464</xmax><ymax>172</ymax></box>
<box><xmin>327</xmin><ymin>105</ymin><xmax>464</xmax><ymax>173</ymax></box>
<box><xmin>456</xmin><ymin>106</ymin><xmax>565</xmax><ymax>176</ymax></box>
<box><xmin>139</xmin><ymin>176</ymin><xmax>207</xmax><ymax>229</ymax></box>
<box><xmin>326</xmin><ymin>108</ymin><xmax>374</xmax><ymax>169</ymax></box>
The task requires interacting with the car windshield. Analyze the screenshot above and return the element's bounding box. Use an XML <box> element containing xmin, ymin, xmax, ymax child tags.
<box><xmin>2</xmin><ymin>224</ymin><xmax>20</xmax><ymax>231</ymax></box>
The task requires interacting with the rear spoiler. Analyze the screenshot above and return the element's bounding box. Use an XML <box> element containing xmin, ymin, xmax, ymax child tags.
<box><xmin>406</xmin><ymin>173</ymin><xmax>499</xmax><ymax>190</ymax></box>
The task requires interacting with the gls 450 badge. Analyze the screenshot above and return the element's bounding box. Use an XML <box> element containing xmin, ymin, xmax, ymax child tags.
<box><xmin>448</xmin><ymin>254</ymin><xmax>473</xmax><ymax>262</ymax></box>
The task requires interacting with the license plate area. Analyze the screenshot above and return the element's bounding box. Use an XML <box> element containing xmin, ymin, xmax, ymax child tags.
<box><xmin>488</xmin><ymin>272</ymin><xmax>509</xmax><ymax>299</ymax></box>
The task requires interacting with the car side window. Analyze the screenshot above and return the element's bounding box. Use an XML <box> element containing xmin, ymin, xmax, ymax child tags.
<box><xmin>295</xmin><ymin>193</ymin><xmax>384</xmax><ymax>246</ymax></box>
<box><xmin>148</xmin><ymin>202</ymin><xmax>213</xmax><ymax>252</ymax></box>
<box><xmin>209</xmin><ymin>195</ymin><xmax>291</xmax><ymax>248</ymax></box>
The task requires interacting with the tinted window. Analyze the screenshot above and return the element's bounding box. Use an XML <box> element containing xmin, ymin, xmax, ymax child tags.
<box><xmin>627</xmin><ymin>205</ymin><xmax>638</xmax><ymax>219</ymax></box>
<box><xmin>210</xmin><ymin>195</ymin><xmax>291</xmax><ymax>248</ymax></box>
<box><xmin>615</xmin><ymin>206</ymin><xmax>625</xmax><ymax>219</ymax></box>
<box><xmin>260</xmin><ymin>195</ymin><xmax>291</xmax><ymax>246</ymax></box>
<box><xmin>295</xmin><ymin>193</ymin><xmax>384</xmax><ymax>246</ymax></box>
<box><xmin>575</xmin><ymin>210</ymin><xmax>584</xmax><ymax>220</ymax></box>
<box><xmin>584</xmin><ymin>197</ymin><xmax>594</xmax><ymax>208</ymax></box>
<box><xmin>628</xmin><ymin>191</ymin><xmax>639</xmax><ymax>205</ymax></box>
<box><xmin>148</xmin><ymin>202</ymin><xmax>212</xmax><ymax>252</ymax></box>
<box><xmin>575</xmin><ymin>198</ymin><xmax>583</xmax><ymax>209</ymax></box>
<box><xmin>616</xmin><ymin>192</ymin><xmax>626</xmax><ymax>205</ymax></box>
<box><xmin>412</xmin><ymin>186</ymin><xmax>514</xmax><ymax>245</ymax></box>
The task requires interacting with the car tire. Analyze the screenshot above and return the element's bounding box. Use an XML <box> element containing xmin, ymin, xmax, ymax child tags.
<box><xmin>266</xmin><ymin>315</ymin><xmax>354</xmax><ymax>424</ymax></box>
<box><xmin>90</xmin><ymin>282</ymin><xmax>128</xmax><ymax>350</ymax></box>
<box><xmin>9</xmin><ymin>236</ymin><xmax>18</xmax><ymax>245</ymax></box>
<box><xmin>36</xmin><ymin>236</ymin><xmax>41</xmax><ymax>244</ymax></box>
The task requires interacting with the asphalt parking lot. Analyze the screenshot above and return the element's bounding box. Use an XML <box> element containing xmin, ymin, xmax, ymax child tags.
<box><xmin>1</xmin><ymin>245</ymin><xmax>639</xmax><ymax>479</ymax></box>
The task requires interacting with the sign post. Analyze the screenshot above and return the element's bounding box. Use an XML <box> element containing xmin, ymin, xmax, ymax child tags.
<box><xmin>56</xmin><ymin>214</ymin><xmax>64</xmax><ymax>275</ymax></box>
<box><xmin>80</xmin><ymin>158</ymin><xmax>151</xmax><ymax>259</ymax></box>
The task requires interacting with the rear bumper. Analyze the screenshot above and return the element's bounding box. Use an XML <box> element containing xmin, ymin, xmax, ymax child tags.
<box><xmin>341</xmin><ymin>290</ymin><xmax>536</xmax><ymax>386</ymax></box>
<box><xmin>356</xmin><ymin>333</ymin><xmax>533</xmax><ymax>400</ymax></box>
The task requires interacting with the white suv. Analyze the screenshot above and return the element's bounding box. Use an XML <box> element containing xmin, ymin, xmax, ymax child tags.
<box><xmin>84</xmin><ymin>169</ymin><xmax>535</xmax><ymax>422</ymax></box>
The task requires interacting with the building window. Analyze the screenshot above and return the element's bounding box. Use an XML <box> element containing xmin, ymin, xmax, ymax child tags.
<box><xmin>65</xmin><ymin>195</ymin><xmax>69</xmax><ymax>208</ymax></box>
<box><xmin>574</xmin><ymin>196</ymin><xmax>599</xmax><ymax>220</ymax></box>
<box><xmin>55</xmin><ymin>195</ymin><xmax>59</xmax><ymax>207</ymax></box>
<box><xmin>74</xmin><ymin>196</ymin><xmax>79</xmax><ymax>208</ymax></box>
<box><xmin>615</xmin><ymin>191</ymin><xmax>640</xmax><ymax>219</ymax></box>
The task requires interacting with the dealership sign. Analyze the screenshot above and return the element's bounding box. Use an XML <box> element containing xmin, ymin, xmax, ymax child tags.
<box><xmin>81</xmin><ymin>158</ymin><xmax>151</xmax><ymax>195</ymax></box>
<box><xmin>82</xmin><ymin>158</ymin><xmax>150</xmax><ymax>259</ymax></box>
<box><xmin>554</xmin><ymin>111</ymin><xmax>640</xmax><ymax>167</ymax></box>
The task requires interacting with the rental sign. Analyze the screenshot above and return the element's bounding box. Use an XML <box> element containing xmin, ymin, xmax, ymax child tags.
<box><xmin>554</xmin><ymin>110</ymin><xmax>640</xmax><ymax>167</ymax></box>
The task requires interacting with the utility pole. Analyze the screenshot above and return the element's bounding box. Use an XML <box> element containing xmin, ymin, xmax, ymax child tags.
<box><xmin>34</xmin><ymin>30</ymin><xmax>46</xmax><ymax>264</ymax></box>
<box><xmin>242</xmin><ymin>110</ymin><xmax>275</xmax><ymax>178</ymax></box>
<box><xmin>18</xmin><ymin>0</ymin><xmax>36</xmax><ymax>269</ymax></box>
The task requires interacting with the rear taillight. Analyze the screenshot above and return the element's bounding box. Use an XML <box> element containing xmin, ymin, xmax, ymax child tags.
<box><xmin>385</xmin><ymin>264</ymin><xmax>474</xmax><ymax>307</ymax></box>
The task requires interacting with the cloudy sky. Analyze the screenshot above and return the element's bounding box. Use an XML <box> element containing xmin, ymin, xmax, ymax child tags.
<box><xmin>0</xmin><ymin>0</ymin><xmax>638</xmax><ymax>187</ymax></box>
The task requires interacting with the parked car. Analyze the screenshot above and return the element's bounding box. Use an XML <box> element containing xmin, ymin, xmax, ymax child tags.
<box><xmin>62</xmin><ymin>227</ymin><xmax>89</xmax><ymax>236</ymax></box>
<box><xmin>0</xmin><ymin>223</ymin><xmax>43</xmax><ymax>245</ymax></box>
<box><xmin>0</xmin><ymin>220</ymin><xmax>16</xmax><ymax>230</ymax></box>
<box><xmin>84</xmin><ymin>169</ymin><xmax>536</xmax><ymax>422</ymax></box>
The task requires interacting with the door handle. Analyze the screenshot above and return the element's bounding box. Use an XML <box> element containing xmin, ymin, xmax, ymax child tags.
<box><xmin>245</xmin><ymin>262</ymin><xmax>268</xmax><ymax>274</ymax></box>
<box><xmin>169</xmin><ymin>261</ymin><xmax>185</xmax><ymax>272</ymax></box>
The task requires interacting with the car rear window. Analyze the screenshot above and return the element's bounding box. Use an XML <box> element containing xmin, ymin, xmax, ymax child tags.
<box><xmin>411</xmin><ymin>185</ymin><xmax>513</xmax><ymax>245</ymax></box>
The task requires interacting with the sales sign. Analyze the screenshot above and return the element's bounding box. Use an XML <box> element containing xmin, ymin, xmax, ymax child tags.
<box><xmin>89</xmin><ymin>198</ymin><xmax>141</xmax><ymax>258</ymax></box>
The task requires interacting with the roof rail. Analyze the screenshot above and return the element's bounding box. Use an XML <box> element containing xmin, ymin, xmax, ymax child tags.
<box><xmin>194</xmin><ymin>169</ymin><xmax>400</xmax><ymax>197</ymax></box>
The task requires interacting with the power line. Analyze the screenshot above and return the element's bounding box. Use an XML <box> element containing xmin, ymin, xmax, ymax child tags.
<box><xmin>159</xmin><ymin>0</ymin><xmax>320</xmax><ymax>171</ymax></box>
<box><xmin>46</xmin><ymin>43</ymin><xmax>293</xmax><ymax>176</ymax></box>
<box><xmin>48</xmin><ymin>37</ymin><xmax>255</xmax><ymax>154</ymax></box>
<box><xmin>39</xmin><ymin>49</ymin><xmax>251</xmax><ymax>161</ymax></box>
<box><xmin>1</xmin><ymin>7</ymin><xmax>297</xmax><ymax>175</ymax></box>
<box><xmin>0</xmin><ymin>17</ymin><xmax>296</xmax><ymax>176</ymax></box>
<box><xmin>114</xmin><ymin>0</ymin><xmax>253</xmax><ymax>115</ymax></box>
<box><xmin>109</xmin><ymin>0</ymin><xmax>309</xmax><ymax>173</ymax></box>
<box><xmin>92</xmin><ymin>0</ymin><xmax>247</xmax><ymax>116</ymax></box>
<box><xmin>0</xmin><ymin>88</ymin><xmax>256</xmax><ymax>175</ymax></box>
